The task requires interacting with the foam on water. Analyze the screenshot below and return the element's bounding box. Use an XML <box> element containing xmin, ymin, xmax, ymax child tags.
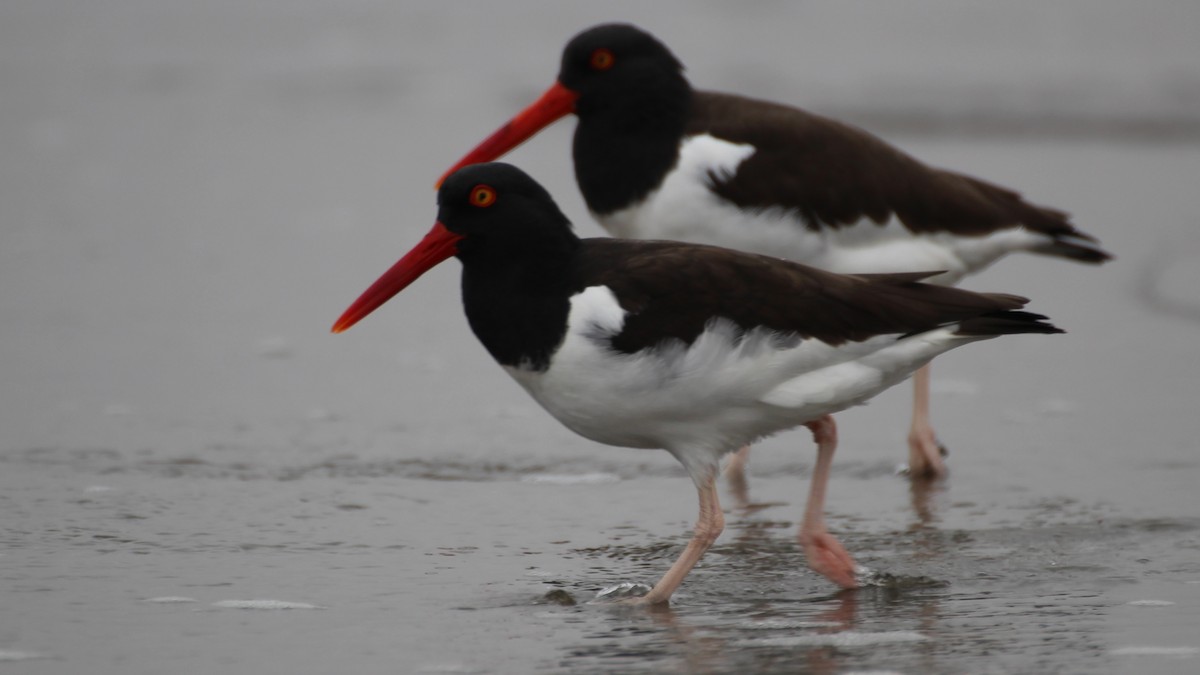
<box><xmin>740</xmin><ymin>620</ymin><xmax>844</xmax><ymax>630</ymax></box>
<box><xmin>212</xmin><ymin>599</ymin><xmax>323</xmax><ymax>610</ymax></box>
<box><xmin>1126</xmin><ymin>599</ymin><xmax>1175</xmax><ymax>606</ymax></box>
<box><xmin>744</xmin><ymin>631</ymin><xmax>929</xmax><ymax>648</ymax></box>
<box><xmin>143</xmin><ymin>596</ymin><xmax>198</xmax><ymax>603</ymax></box>
<box><xmin>592</xmin><ymin>582</ymin><xmax>654</xmax><ymax>601</ymax></box>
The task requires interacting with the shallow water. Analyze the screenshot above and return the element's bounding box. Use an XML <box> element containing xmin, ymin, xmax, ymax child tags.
<box><xmin>3</xmin><ymin>447</ymin><xmax>1199</xmax><ymax>674</ymax></box>
<box><xmin>3</xmin><ymin>1</ymin><xmax>1200</xmax><ymax>674</ymax></box>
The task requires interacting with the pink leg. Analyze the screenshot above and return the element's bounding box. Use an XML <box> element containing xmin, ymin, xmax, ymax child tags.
<box><xmin>638</xmin><ymin>470</ymin><xmax>725</xmax><ymax>605</ymax></box>
<box><xmin>906</xmin><ymin>364</ymin><xmax>947</xmax><ymax>479</ymax></box>
<box><xmin>723</xmin><ymin>445</ymin><xmax>751</xmax><ymax>507</ymax></box>
<box><xmin>725</xmin><ymin>445</ymin><xmax>751</xmax><ymax>480</ymax></box>
<box><xmin>798</xmin><ymin>415</ymin><xmax>859</xmax><ymax>589</ymax></box>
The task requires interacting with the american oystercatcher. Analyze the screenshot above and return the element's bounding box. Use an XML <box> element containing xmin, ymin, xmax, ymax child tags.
<box><xmin>437</xmin><ymin>23</ymin><xmax>1111</xmax><ymax>478</ymax></box>
<box><xmin>333</xmin><ymin>162</ymin><xmax>1063</xmax><ymax>603</ymax></box>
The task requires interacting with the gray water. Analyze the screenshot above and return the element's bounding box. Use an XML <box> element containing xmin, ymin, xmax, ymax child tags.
<box><xmin>3</xmin><ymin>2</ymin><xmax>1199</xmax><ymax>673</ymax></box>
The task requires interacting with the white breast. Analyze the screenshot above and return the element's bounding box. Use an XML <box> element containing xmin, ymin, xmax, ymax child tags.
<box><xmin>504</xmin><ymin>284</ymin><xmax>991</xmax><ymax>472</ymax></box>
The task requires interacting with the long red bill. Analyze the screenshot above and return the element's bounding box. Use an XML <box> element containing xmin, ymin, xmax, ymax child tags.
<box><xmin>331</xmin><ymin>222</ymin><xmax>464</xmax><ymax>333</ymax></box>
<box><xmin>435</xmin><ymin>81</ymin><xmax>579</xmax><ymax>187</ymax></box>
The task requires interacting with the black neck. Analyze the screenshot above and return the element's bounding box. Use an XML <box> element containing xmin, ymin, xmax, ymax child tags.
<box><xmin>572</xmin><ymin>77</ymin><xmax>692</xmax><ymax>215</ymax></box>
<box><xmin>458</xmin><ymin>232</ymin><xmax>581</xmax><ymax>371</ymax></box>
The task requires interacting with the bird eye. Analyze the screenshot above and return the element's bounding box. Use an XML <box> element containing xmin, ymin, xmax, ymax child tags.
<box><xmin>469</xmin><ymin>184</ymin><xmax>497</xmax><ymax>208</ymax></box>
<box><xmin>589</xmin><ymin>48</ymin><xmax>615</xmax><ymax>71</ymax></box>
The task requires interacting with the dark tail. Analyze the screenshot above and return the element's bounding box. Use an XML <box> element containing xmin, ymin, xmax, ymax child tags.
<box><xmin>951</xmin><ymin>171</ymin><xmax>1113</xmax><ymax>265</ymax></box>
<box><xmin>956</xmin><ymin>310</ymin><xmax>1064</xmax><ymax>337</ymax></box>
<box><xmin>1032</xmin><ymin>235</ymin><xmax>1113</xmax><ymax>264</ymax></box>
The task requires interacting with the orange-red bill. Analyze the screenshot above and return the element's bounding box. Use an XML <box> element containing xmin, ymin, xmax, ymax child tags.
<box><xmin>331</xmin><ymin>222</ymin><xmax>465</xmax><ymax>333</ymax></box>
<box><xmin>435</xmin><ymin>81</ymin><xmax>579</xmax><ymax>188</ymax></box>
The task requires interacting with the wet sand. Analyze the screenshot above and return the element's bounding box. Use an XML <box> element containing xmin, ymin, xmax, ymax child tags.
<box><xmin>3</xmin><ymin>2</ymin><xmax>1200</xmax><ymax>673</ymax></box>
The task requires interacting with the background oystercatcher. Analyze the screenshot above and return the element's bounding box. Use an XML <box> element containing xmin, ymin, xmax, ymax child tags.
<box><xmin>437</xmin><ymin>22</ymin><xmax>1111</xmax><ymax>479</ymax></box>
<box><xmin>333</xmin><ymin>162</ymin><xmax>1062</xmax><ymax>603</ymax></box>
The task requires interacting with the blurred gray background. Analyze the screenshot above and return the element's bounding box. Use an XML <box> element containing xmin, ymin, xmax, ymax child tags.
<box><xmin>3</xmin><ymin>0</ymin><xmax>1198</xmax><ymax>461</ymax></box>
<box><xmin>3</xmin><ymin>2</ymin><xmax>1199</xmax><ymax>674</ymax></box>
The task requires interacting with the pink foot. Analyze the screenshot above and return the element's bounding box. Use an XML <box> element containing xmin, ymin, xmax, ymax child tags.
<box><xmin>800</xmin><ymin>529</ymin><xmax>859</xmax><ymax>589</ymax></box>
<box><xmin>906</xmin><ymin>424</ymin><xmax>947</xmax><ymax>479</ymax></box>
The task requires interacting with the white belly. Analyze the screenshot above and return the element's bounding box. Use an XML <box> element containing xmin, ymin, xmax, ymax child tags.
<box><xmin>503</xmin><ymin>285</ymin><xmax>986</xmax><ymax>473</ymax></box>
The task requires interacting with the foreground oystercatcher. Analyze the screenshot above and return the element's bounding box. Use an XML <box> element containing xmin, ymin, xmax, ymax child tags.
<box><xmin>437</xmin><ymin>23</ymin><xmax>1110</xmax><ymax>478</ymax></box>
<box><xmin>333</xmin><ymin>162</ymin><xmax>1062</xmax><ymax>603</ymax></box>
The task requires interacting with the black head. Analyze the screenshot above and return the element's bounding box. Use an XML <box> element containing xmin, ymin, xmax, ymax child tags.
<box><xmin>435</xmin><ymin>24</ymin><xmax>691</xmax><ymax>204</ymax></box>
<box><xmin>436</xmin><ymin>164</ymin><xmax>582</xmax><ymax>370</ymax></box>
<box><xmin>557</xmin><ymin>23</ymin><xmax>689</xmax><ymax>116</ymax></box>
<box><xmin>331</xmin><ymin>163</ymin><xmax>577</xmax><ymax>334</ymax></box>
<box><xmin>437</xmin><ymin>163</ymin><xmax>578</xmax><ymax>261</ymax></box>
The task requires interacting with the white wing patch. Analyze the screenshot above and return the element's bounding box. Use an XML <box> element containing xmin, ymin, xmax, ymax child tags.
<box><xmin>599</xmin><ymin>134</ymin><xmax>782</xmax><ymax>245</ymax></box>
<box><xmin>568</xmin><ymin>285</ymin><xmax>626</xmax><ymax>342</ymax></box>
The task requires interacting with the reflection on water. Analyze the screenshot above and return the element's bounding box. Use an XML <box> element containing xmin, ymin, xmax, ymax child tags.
<box><xmin>5</xmin><ymin>444</ymin><xmax>1198</xmax><ymax>673</ymax></box>
<box><xmin>535</xmin><ymin>476</ymin><xmax>1200</xmax><ymax>675</ymax></box>
<box><xmin>908</xmin><ymin>475</ymin><xmax>947</xmax><ymax>528</ymax></box>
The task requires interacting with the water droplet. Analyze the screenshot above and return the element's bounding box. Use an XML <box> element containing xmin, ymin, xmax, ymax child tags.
<box><xmin>593</xmin><ymin>582</ymin><xmax>652</xmax><ymax>601</ymax></box>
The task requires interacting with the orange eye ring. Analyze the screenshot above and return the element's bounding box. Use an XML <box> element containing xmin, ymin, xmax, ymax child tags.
<box><xmin>469</xmin><ymin>184</ymin><xmax>497</xmax><ymax>208</ymax></box>
<box><xmin>589</xmin><ymin>48</ymin><xmax>615</xmax><ymax>71</ymax></box>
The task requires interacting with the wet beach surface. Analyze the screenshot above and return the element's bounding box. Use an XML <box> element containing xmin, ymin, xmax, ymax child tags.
<box><xmin>3</xmin><ymin>2</ymin><xmax>1200</xmax><ymax>673</ymax></box>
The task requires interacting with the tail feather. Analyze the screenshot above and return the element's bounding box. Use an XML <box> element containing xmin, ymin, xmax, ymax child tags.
<box><xmin>950</xmin><ymin>171</ymin><xmax>1114</xmax><ymax>265</ymax></box>
<box><xmin>1032</xmin><ymin>237</ymin><xmax>1114</xmax><ymax>264</ymax></box>
<box><xmin>955</xmin><ymin>310</ymin><xmax>1064</xmax><ymax>337</ymax></box>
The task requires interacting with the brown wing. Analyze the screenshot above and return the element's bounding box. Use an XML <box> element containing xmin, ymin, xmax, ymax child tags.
<box><xmin>687</xmin><ymin>91</ymin><xmax>1109</xmax><ymax>262</ymax></box>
